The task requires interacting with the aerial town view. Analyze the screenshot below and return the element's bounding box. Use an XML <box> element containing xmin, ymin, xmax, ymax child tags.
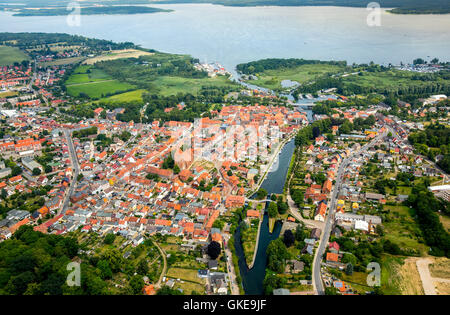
<box><xmin>0</xmin><ymin>0</ymin><xmax>449</xmax><ymax>304</ymax></box>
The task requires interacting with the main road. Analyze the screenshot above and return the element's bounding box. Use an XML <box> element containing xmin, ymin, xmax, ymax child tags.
<box><xmin>312</xmin><ymin>128</ymin><xmax>387</xmax><ymax>295</ymax></box>
<box><xmin>59</xmin><ymin>129</ymin><xmax>80</xmax><ymax>215</ymax></box>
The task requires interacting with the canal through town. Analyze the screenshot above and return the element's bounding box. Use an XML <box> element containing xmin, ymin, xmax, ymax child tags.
<box><xmin>233</xmin><ymin>138</ymin><xmax>296</xmax><ymax>294</ymax></box>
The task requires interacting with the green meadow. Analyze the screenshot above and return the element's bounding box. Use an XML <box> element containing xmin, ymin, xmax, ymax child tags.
<box><xmin>66</xmin><ymin>65</ymin><xmax>136</xmax><ymax>98</ymax></box>
<box><xmin>0</xmin><ymin>46</ymin><xmax>29</xmax><ymax>66</ymax></box>
<box><xmin>67</xmin><ymin>81</ymin><xmax>136</xmax><ymax>99</ymax></box>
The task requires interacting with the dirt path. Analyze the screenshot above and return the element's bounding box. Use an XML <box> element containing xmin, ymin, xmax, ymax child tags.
<box><xmin>152</xmin><ymin>239</ymin><xmax>167</xmax><ymax>288</ymax></box>
<box><xmin>417</xmin><ymin>258</ymin><xmax>437</xmax><ymax>295</ymax></box>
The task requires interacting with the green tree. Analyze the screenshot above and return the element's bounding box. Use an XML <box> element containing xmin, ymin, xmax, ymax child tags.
<box><xmin>97</xmin><ymin>260</ymin><xmax>113</xmax><ymax>280</ymax></box>
<box><xmin>129</xmin><ymin>275</ymin><xmax>144</xmax><ymax>294</ymax></box>
<box><xmin>32</xmin><ymin>168</ymin><xmax>41</xmax><ymax>176</ymax></box>
<box><xmin>256</xmin><ymin>188</ymin><xmax>267</xmax><ymax>200</ymax></box>
<box><xmin>345</xmin><ymin>263</ymin><xmax>353</xmax><ymax>276</ymax></box>
<box><xmin>137</xmin><ymin>259</ymin><xmax>149</xmax><ymax>275</ymax></box>
<box><xmin>268</xmin><ymin>202</ymin><xmax>278</xmax><ymax>218</ymax></box>
<box><xmin>266</xmin><ymin>238</ymin><xmax>289</xmax><ymax>273</ymax></box>
<box><xmin>103</xmin><ymin>233</ymin><xmax>116</xmax><ymax>245</ymax></box>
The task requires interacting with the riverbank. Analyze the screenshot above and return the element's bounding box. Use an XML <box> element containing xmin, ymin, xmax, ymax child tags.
<box><xmin>248</xmin><ymin>212</ymin><xmax>264</xmax><ymax>269</ymax></box>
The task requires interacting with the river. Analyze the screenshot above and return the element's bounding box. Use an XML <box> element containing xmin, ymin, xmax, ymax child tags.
<box><xmin>233</xmin><ymin>137</ymin><xmax>296</xmax><ymax>295</ymax></box>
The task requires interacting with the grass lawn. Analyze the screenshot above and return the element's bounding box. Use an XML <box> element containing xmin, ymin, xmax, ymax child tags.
<box><xmin>0</xmin><ymin>91</ymin><xmax>18</xmax><ymax>98</ymax></box>
<box><xmin>380</xmin><ymin>255</ymin><xmax>404</xmax><ymax>295</ymax></box>
<box><xmin>96</xmin><ymin>89</ymin><xmax>146</xmax><ymax>103</ymax></box>
<box><xmin>166</xmin><ymin>267</ymin><xmax>202</xmax><ymax>283</ymax></box>
<box><xmin>66</xmin><ymin>68</ymin><xmax>111</xmax><ymax>85</ymax></box>
<box><xmin>66</xmin><ymin>64</ymin><xmax>137</xmax><ymax>98</ymax></box>
<box><xmin>340</xmin><ymin>271</ymin><xmax>374</xmax><ymax>294</ymax></box>
<box><xmin>0</xmin><ymin>45</ymin><xmax>29</xmax><ymax>66</ymax></box>
<box><xmin>173</xmin><ymin>280</ymin><xmax>206</xmax><ymax>295</ymax></box>
<box><xmin>385</xmin><ymin>186</ymin><xmax>412</xmax><ymax>196</ymax></box>
<box><xmin>249</xmin><ymin>63</ymin><xmax>345</xmax><ymax>90</ymax></box>
<box><xmin>160</xmin><ymin>244</ymin><xmax>179</xmax><ymax>252</ymax></box>
<box><xmin>383</xmin><ymin>204</ymin><xmax>428</xmax><ymax>255</ymax></box>
<box><xmin>241</xmin><ymin>219</ymin><xmax>260</xmax><ymax>266</ymax></box>
<box><xmin>67</xmin><ymin>80</ymin><xmax>136</xmax><ymax>98</ymax></box>
<box><xmin>172</xmin><ymin>259</ymin><xmax>205</xmax><ymax>270</ymax></box>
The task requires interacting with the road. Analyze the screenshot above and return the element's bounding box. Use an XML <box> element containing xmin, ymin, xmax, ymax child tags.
<box><xmin>312</xmin><ymin>129</ymin><xmax>387</xmax><ymax>295</ymax></box>
<box><xmin>59</xmin><ymin>129</ymin><xmax>80</xmax><ymax>215</ymax></box>
<box><xmin>416</xmin><ymin>258</ymin><xmax>436</xmax><ymax>295</ymax></box>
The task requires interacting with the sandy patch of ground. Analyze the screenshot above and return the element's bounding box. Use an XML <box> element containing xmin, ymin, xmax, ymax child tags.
<box><xmin>435</xmin><ymin>282</ymin><xmax>450</xmax><ymax>295</ymax></box>
<box><xmin>416</xmin><ymin>257</ymin><xmax>450</xmax><ymax>295</ymax></box>
<box><xmin>83</xmin><ymin>49</ymin><xmax>153</xmax><ymax>65</ymax></box>
<box><xmin>397</xmin><ymin>257</ymin><xmax>424</xmax><ymax>295</ymax></box>
<box><xmin>429</xmin><ymin>257</ymin><xmax>450</xmax><ymax>279</ymax></box>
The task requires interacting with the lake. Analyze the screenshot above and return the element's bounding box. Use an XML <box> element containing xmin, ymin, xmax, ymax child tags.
<box><xmin>1</xmin><ymin>4</ymin><xmax>449</xmax><ymax>74</ymax></box>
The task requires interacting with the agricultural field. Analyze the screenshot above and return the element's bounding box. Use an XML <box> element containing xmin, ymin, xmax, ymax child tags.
<box><xmin>83</xmin><ymin>49</ymin><xmax>154</xmax><ymax>65</ymax></box>
<box><xmin>0</xmin><ymin>45</ymin><xmax>29</xmax><ymax>66</ymax></box>
<box><xmin>38</xmin><ymin>56</ymin><xmax>85</xmax><ymax>67</ymax></box>
<box><xmin>249</xmin><ymin>63</ymin><xmax>345</xmax><ymax>91</ymax></box>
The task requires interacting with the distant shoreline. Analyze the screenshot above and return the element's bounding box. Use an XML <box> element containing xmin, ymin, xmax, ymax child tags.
<box><xmin>1</xmin><ymin>2</ymin><xmax>450</xmax><ymax>16</ymax></box>
<box><xmin>10</xmin><ymin>6</ymin><xmax>173</xmax><ymax>17</ymax></box>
